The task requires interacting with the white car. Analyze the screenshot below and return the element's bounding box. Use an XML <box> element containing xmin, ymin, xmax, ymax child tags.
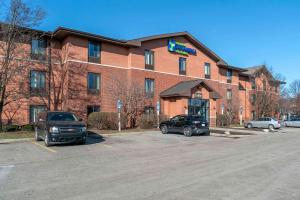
<box><xmin>245</xmin><ymin>117</ymin><xmax>281</xmax><ymax>130</ymax></box>
<box><xmin>284</xmin><ymin>118</ymin><xmax>300</xmax><ymax>127</ymax></box>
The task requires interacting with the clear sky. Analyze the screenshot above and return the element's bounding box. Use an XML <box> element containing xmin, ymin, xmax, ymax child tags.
<box><xmin>2</xmin><ymin>0</ymin><xmax>300</xmax><ymax>84</ymax></box>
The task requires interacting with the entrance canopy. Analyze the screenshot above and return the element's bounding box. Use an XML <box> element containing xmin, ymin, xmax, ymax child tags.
<box><xmin>160</xmin><ymin>79</ymin><xmax>221</xmax><ymax>99</ymax></box>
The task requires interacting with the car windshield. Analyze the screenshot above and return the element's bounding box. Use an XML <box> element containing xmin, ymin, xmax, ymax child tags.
<box><xmin>47</xmin><ymin>113</ymin><xmax>78</xmax><ymax>121</ymax></box>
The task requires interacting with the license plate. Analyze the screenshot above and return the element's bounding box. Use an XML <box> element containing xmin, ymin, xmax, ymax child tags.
<box><xmin>202</xmin><ymin>124</ymin><xmax>205</xmax><ymax>127</ymax></box>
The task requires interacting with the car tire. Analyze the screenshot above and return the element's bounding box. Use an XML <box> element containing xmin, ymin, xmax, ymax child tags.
<box><xmin>161</xmin><ymin>125</ymin><xmax>168</xmax><ymax>134</ymax></box>
<box><xmin>268</xmin><ymin>124</ymin><xmax>275</xmax><ymax>131</ymax></box>
<box><xmin>78</xmin><ymin>137</ymin><xmax>86</xmax><ymax>145</ymax></box>
<box><xmin>34</xmin><ymin>127</ymin><xmax>41</xmax><ymax>141</ymax></box>
<box><xmin>44</xmin><ymin>133</ymin><xmax>51</xmax><ymax>147</ymax></box>
<box><xmin>247</xmin><ymin>123</ymin><xmax>253</xmax><ymax>129</ymax></box>
<box><xmin>183</xmin><ymin>127</ymin><xmax>192</xmax><ymax>137</ymax></box>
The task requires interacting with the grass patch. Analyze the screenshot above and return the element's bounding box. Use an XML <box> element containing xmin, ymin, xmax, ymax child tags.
<box><xmin>0</xmin><ymin>131</ymin><xmax>34</xmax><ymax>140</ymax></box>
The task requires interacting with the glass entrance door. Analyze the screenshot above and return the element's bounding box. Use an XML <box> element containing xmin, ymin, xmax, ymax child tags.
<box><xmin>188</xmin><ymin>99</ymin><xmax>209</xmax><ymax>121</ymax></box>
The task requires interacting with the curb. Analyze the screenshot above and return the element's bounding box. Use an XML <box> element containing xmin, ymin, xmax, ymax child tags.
<box><xmin>0</xmin><ymin>138</ymin><xmax>33</xmax><ymax>144</ymax></box>
<box><xmin>96</xmin><ymin>130</ymin><xmax>161</xmax><ymax>137</ymax></box>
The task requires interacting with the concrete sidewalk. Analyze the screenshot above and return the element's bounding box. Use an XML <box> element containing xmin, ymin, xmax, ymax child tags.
<box><xmin>210</xmin><ymin>127</ymin><xmax>269</xmax><ymax>135</ymax></box>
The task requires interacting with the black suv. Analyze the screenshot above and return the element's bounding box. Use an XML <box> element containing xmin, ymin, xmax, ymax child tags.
<box><xmin>159</xmin><ymin>115</ymin><xmax>210</xmax><ymax>137</ymax></box>
<box><xmin>34</xmin><ymin>111</ymin><xmax>87</xmax><ymax>146</ymax></box>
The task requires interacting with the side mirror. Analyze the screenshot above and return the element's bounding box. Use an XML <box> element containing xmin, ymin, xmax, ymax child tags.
<box><xmin>78</xmin><ymin>118</ymin><xmax>83</xmax><ymax>121</ymax></box>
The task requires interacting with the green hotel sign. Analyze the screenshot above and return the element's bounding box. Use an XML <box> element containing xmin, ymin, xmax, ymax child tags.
<box><xmin>168</xmin><ymin>39</ymin><xmax>196</xmax><ymax>56</ymax></box>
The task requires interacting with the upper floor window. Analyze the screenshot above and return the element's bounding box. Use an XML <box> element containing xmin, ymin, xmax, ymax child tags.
<box><xmin>30</xmin><ymin>70</ymin><xmax>46</xmax><ymax>91</ymax></box>
<box><xmin>251</xmin><ymin>78</ymin><xmax>256</xmax><ymax>89</ymax></box>
<box><xmin>226</xmin><ymin>69</ymin><xmax>232</xmax><ymax>83</ymax></box>
<box><xmin>145</xmin><ymin>50</ymin><xmax>154</xmax><ymax>70</ymax></box>
<box><xmin>263</xmin><ymin>80</ymin><xmax>267</xmax><ymax>91</ymax></box>
<box><xmin>88</xmin><ymin>41</ymin><xmax>100</xmax><ymax>63</ymax></box>
<box><xmin>145</xmin><ymin>78</ymin><xmax>154</xmax><ymax>98</ymax></box>
<box><xmin>144</xmin><ymin>106</ymin><xmax>154</xmax><ymax>115</ymax></box>
<box><xmin>87</xmin><ymin>72</ymin><xmax>100</xmax><ymax>94</ymax></box>
<box><xmin>227</xmin><ymin>89</ymin><xmax>232</xmax><ymax>100</ymax></box>
<box><xmin>31</xmin><ymin>39</ymin><xmax>46</xmax><ymax>60</ymax></box>
<box><xmin>179</xmin><ymin>57</ymin><xmax>186</xmax><ymax>75</ymax></box>
<box><xmin>204</xmin><ymin>63</ymin><xmax>211</xmax><ymax>79</ymax></box>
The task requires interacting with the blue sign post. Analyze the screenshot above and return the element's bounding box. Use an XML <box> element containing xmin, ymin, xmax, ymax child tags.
<box><xmin>117</xmin><ymin>99</ymin><xmax>122</xmax><ymax>132</ymax></box>
<box><xmin>156</xmin><ymin>101</ymin><xmax>160</xmax><ymax>128</ymax></box>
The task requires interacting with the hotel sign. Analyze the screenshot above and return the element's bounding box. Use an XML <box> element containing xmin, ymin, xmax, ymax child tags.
<box><xmin>168</xmin><ymin>39</ymin><xmax>196</xmax><ymax>56</ymax></box>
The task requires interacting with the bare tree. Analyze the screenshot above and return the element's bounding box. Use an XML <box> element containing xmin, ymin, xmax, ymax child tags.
<box><xmin>0</xmin><ymin>0</ymin><xmax>45</xmax><ymax>129</ymax></box>
<box><xmin>106</xmin><ymin>74</ymin><xmax>147</xmax><ymax>128</ymax></box>
<box><xmin>289</xmin><ymin>80</ymin><xmax>300</xmax><ymax>115</ymax></box>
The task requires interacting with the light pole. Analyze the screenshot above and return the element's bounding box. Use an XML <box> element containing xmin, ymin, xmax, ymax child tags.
<box><xmin>156</xmin><ymin>101</ymin><xmax>160</xmax><ymax>129</ymax></box>
<box><xmin>117</xmin><ymin>99</ymin><xmax>122</xmax><ymax>132</ymax></box>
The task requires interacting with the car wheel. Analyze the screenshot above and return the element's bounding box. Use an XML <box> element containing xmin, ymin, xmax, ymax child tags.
<box><xmin>183</xmin><ymin>127</ymin><xmax>192</xmax><ymax>137</ymax></box>
<box><xmin>268</xmin><ymin>124</ymin><xmax>275</xmax><ymax>131</ymax></box>
<box><xmin>247</xmin><ymin>123</ymin><xmax>253</xmax><ymax>129</ymax></box>
<box><xmin>44</xmin><ymin>134</ymin><xmax>51</xmax><ymax>147</ymax></box>
<box><xmin>78</xmin><ymin>137</ymin><xmax>86</xmax><ymax>145</ymax></box>
<box><xmin>161</xmin><ymin>125</ymin><xmax>168</xmax><ymax>134</ymax></box>
<box><xmin>34</xmin><ymin>127</ymin><xmax>41</xmax><ymax>141</ymax></box>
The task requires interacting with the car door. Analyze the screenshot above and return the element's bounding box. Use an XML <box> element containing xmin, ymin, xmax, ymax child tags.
<box><xmin>253</xmin><ymin>118</ymin><xmax>262</xmax><ymax>128</ymax></box>
<box><xmin>174</xmin><ymin>116</ymin><xmax>186</xmax><ymax>133</ymax></box>
<box><xmin>168</xmin><ymin>116</ymin><xmax>179</xmax><ymax>132</ymax></box>
<box><xmin>294</xmin><ymin>118</ymin><xmax>300</xmax><ymax>127</ymax></box>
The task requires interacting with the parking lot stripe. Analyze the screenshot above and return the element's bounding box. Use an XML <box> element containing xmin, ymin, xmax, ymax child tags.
<box><xmin>31</xmin><ymin>142</ymin><xmax>56</xmax><ymax>153</ymax></box>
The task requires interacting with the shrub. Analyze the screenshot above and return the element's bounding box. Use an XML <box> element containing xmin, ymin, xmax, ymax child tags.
<box><xmin>21</xmin><ymin>124</ymin><xmax>34</xmax><ymax>132</ymax></box>
<box><xmin>88</xmin><ymin>112</ymin><xmax>126</xmax><ymax>130</ymax></box>
<box><xmin>3</xmin><ymin>124</ymin><xmax>20</xmax><ymax>132</ymax></box>
<box><xmin>138</xmin><ymin>114</ymin><xmax>169</xmax><ymax>129</ymax></box>
<box><xmin>216</xmin><ymin>114</ymin><xmax>230</xmax><ymax>127</ymax></box>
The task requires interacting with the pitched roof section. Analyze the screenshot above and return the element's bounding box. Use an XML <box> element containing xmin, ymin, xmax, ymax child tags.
<box><xmin>160</xmin><ymin>79</ymin><xmax>221</xmax><ymax>99</ymax></box>
<box><xmin>129</xmin><ymin>31</ymin><xmax>228</xmax><ymax>66</ymax></box>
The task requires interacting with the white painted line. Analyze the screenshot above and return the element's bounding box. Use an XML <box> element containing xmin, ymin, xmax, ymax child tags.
<box><xmin>32</xmin><ymin>142</ymin><xmax>56</xmax><ymax>153</ymax></box>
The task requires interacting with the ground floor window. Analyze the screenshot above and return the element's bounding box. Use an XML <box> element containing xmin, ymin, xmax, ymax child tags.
<box><xmin>144</xmin><ymin>106</ymin><xmax>154</xmax><ymax>115</ymax></box>
<box><xmin>29</xmin><ymin>105</ymin><xmax>47</xmax><ymax>123</ymax></box>
<box><xmin>87</xmin><ymin>105</ymin><xmax>100</xmax><ymax>117</ymax></box>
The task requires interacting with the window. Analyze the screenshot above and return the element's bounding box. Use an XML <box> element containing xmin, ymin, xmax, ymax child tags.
<box><xmin>275</xmin><ymin>86</ymin><xmax>278</xmax><ymax>93</ymax></box>
<box><xmin>250</xmin><ymin>94</ymin><xmax>256</xmax><ymax>104</ymax></box>
<box><xmin>251</xmin><ymin>78</ymin><xmax>256</xmax><ymax>89</ymax></box>
<box><xmin>144</xmin><ymin>106</ymin><xmax>154</xmax><ymax>115</ymax></box>
<box><xmin>179</xmin><ymin>57</ymin><xmax>186</xmax><ymax>75</ymax></box>
<box><xmin>87</xmin><ymin>72</ymin><xmax>100</xmax><ymax>94</ymax></box>
<box><xmin>88</xmin><ymin>41</ymin><xmax>101</xmax><ymax>63</ymax></box>
<box><xmin>226</xmin><ymin>69</ymin><xmax>232</xmax><ymax>83</ymax></box>
<box><xmin>263</xmin><ymin>80</ymin><xmax>267</xmax><ymax>91</ymax></box>
<box><xmin>29</xmin><ymin>105</ymin><xmax>47</xmax><ymax>123</ymax></box>
<box><xmin>226</xmin><ymin>89</ymin><xmax>232</xmax><ymax>100</ymax></box>
<box><xmin>145</xmin><ymin>78</ymin><xmax>154</xmax><ymax>98</ymax></box>
<box><xmin>30</xmin><ymin>70</ymin><xmax>46</xmax><ymax>89</ymax></box>
<box><xmin>31</xmin><ymin>39</ymin><xmax>46</xmax><ymax>60</ymax></box>
<box><xmin>87</xmin><ymin>105</ymin><xmax>100</xmax><ymax>117</ymax></box>
<box><xmin>204</xmin><ymin>63</ymin><xmax>211</xmax><ymax>79</ymax></box>
<box><xmin>145</xmin><ymin>50</ymin><xmax>154</xmax><ymax>70</ymax></box>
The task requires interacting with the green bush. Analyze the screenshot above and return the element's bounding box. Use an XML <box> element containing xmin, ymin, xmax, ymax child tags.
<box><xmin>138</xmin><ymin>114</ymin><xmax>169</xmax><ymax>129</ymax></box>
<box><xmin>21</xmin><ymin>124</ymin><xmax>34</xmax><ymax>132</ymax></box>
<box><xmin>88</xmin><ymin>112</ymin><xmax>127</xmax><ymax>130</ymax></box>
<box><xmin>216</xmin><ymin>114</ymin><xmax>230</xmax><ymax>127</ymax></box>
<box><xmin>2</xmin><ymin>124</ymin><xmax>20</xmax><ymax>132</ymax></box>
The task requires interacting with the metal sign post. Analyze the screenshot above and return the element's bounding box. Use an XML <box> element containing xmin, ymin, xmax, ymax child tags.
<box><xmin>221</xmin><ymin>104</ymin><xmax>224</xmax><ymax>127</ymax></box>
<box><xmin>240</xmin><ymin>106</ymin><xmax>243</xmax><ymax>126</ymax></box>
<box><xmin>117</xmin><ymin>99</ymin><xmax>122</xmax><ymax>132</ymax></box>
<box><xmin>156</xmin><ymin>101</ymin><xmax>160</xmax><ymax>129</ymax></box>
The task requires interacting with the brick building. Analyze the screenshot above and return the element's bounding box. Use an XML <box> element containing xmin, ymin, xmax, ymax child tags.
<box><xmin>0</xmin><ymin>25</ymin><xmax>284</xmax><ymax>126</ymax></box>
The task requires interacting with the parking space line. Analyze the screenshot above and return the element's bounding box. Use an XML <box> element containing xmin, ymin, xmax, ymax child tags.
<box><xmin>31</xmin><ymin>142</ymin><xmax>56</xmax><ymax>153</ymax></box>
<box><xmin>103</xmin><ymin>144</ymin><xmax>113</xmax><ymax>148</ymax></box>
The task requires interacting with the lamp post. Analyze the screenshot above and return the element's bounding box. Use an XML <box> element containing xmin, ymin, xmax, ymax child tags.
<box><xmin>156</xmin><ymin>101</ymin><xmax>160</xmax><ymax>129</ymax></box>
<box><xmin>221</xmin><ymin>104</ymin><xmax>224</xmax><ymax>127</ymax></box>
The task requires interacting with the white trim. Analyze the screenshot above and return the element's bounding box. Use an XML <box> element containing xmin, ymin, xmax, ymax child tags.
<box><xmin>66</xmin><ymin>59</ymin><xmax>239</xmax><ymax>86</ymax></box>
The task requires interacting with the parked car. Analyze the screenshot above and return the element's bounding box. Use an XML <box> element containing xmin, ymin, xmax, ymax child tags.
<box><xmin>283</xmin><ymin>118</ymin><xmax>300</xmax><ymax>127</ymax></box>
<box><xmin>34</xmin><ymin>111</ymin><xmax>87</xmax><ymax>146</ymax></box>
<box><xmin>159</xmin><ymin>115</ymin><xmax>210</xmax><ymax>137</ymax></box>
<box><xmin>244</xmin><ymin>117</ymin><xmax>281</xmax><ymax>130</ymax></box>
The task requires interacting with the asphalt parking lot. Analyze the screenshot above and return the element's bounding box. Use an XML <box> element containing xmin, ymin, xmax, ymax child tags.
<box><xmin>1</xmin><ymin>128</ymin><xmax>300</xmax><ymax>200</ymax></box>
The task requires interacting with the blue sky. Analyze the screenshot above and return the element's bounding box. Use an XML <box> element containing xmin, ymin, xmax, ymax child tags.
<box><xmin>2</xmin><ymin>0</ymin><xmax>300</xmax><ymax>84</ymax></box>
